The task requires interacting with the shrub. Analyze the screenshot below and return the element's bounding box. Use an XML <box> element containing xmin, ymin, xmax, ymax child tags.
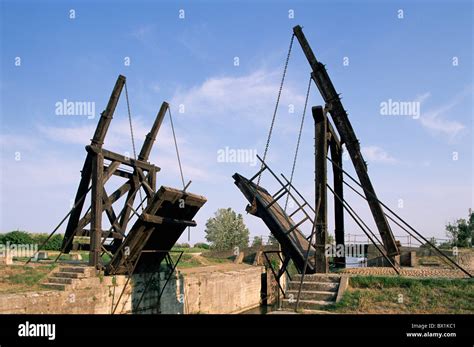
<box><xmin>0</xmin><ymin>230</ymin><xmax>34</xmax><ymax>245</ymax></box>
<box><xmin>176</xmin><ymin>243</ymin><xmax>191</xmax><ymax>248</ymax></box>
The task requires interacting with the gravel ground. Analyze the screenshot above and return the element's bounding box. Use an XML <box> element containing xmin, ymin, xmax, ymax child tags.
<box><xmin>339</xmin><ymin>267</ymin><xmax>472</xmax><ymax>279</ymax></box>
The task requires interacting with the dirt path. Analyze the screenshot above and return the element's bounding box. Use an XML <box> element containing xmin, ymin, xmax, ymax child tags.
<box><xmin>188</xmin><ymin>253</ymin><xmax>212</xmax><ymax>266</ymax></box>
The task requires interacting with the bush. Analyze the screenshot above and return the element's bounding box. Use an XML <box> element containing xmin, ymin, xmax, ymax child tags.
<box><xmin>31</xmin><ymin>233</ymin><xmax>63</xmax><ymax>251</ymax></box>
<box><xmin>194</xmin><ymin>242</ymin><xmax>210</xmax><ymax>250</ymax></box>
<box><xmin>176</xmin><ymin>243</ymin><xmax>191</xmax><ymax>248</ymax></box>
<box><xmin>251</xmin><ymin>236</ymin><xmax>263</xmax><ymax>247</ymax></box>
<box><xmin>0</xmin><ymin>231</ymin><xmax>64</xmax><ymax>251</ymax></box>
<box><xmin>0</xmin><ymin>230</ymin><xmax>34</xmax><ymax>245</ymax></box>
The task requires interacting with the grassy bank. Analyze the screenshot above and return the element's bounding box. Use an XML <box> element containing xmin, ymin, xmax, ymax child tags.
<box><xmin>0</xmin><ymin>264</ymin><xmax>57</xmax><ymax>294</ymax></box>
<box><xmin>327</xmin><ymin>276</ymin><xmax>474</xmax><ymax>314</ymax></box>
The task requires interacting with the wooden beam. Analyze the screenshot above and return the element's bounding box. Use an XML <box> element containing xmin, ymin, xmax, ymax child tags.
<box><xmin>138</xmin><ymin>102</ymin><xmax>169</xmax><ymax>161</ymax></box>
<box><xmin>91</xmin><ymin>75</ymin><xmax>125</xmax><ymax>147</ymax></box>
<box><xmin>313</xmin><ymin>106</ymin><xmax>328</xmax><ymax>273</ymax></box>
<box><xmin>77</xmin><ymin>229</ymin><xmax>123</xmax><ymax>239</ymax></box>
<box><xmin>70</xmin><ymin>180</ymin><xmax>132</xmax><ymax>238</ymax></box>
<box><xmin>90</xmin><ymin>152</ymin><xmax>104</xmax><ymax>267</ymax></box>
<box><xmin>148</xmin><ymin>167</ymin><xmax>157</xmax><ymax>205</ymax></box>
<box><xmin>61</xmin><ymin>153</ymin><xmax>93</xmax><ymax>253</ymax></box>
<box><xmin>86</xmin><ymin>145</ymin><xmax>160</xmax><ymax>172</ymax></box>
<box><xmin>102</xmin><ymin>187</ymin><xmax>123</xmax><ymax>235</ymax></box>
<box><xmin>103</xmin><ymin>160</ymin><xmax>121</xmax><ymax>182</ymax></box>
<box><xmin>293</xmin><ymin>26</ymin><xmax>399</xmax><ymax>257</ymax></box>
<box><xmin>110</xmin><ymin>168</ymin><xmax>134</xmax><ymax>180</ymax></box>
<box><xmin>329</xmin><ymin>137</ymin><xmax>345</xmax><ymax>268</ymax></box>
<box><xmin>327</xmin><ymin>120</ymin><xmax>341</xmax><ymax>149</ymax></box>
<box><xmin>136</xmin><ymin>168</ymin><xmax>155</xmax><ymax>198</ymax></box>
<box><xmin>140</xmin><ymin>213</ymin><xmax>197</xmax><ymax>227</ymax></box>
<box><xmin>117</xmin><ymin>174</ymin><xmax>141</xmax><ymax>236</ymax></box>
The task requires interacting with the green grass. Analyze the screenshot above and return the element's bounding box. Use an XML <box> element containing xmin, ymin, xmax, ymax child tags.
<box><xmin>324</xmin><ymin>276</ymin><xmax>474</xmax><ymax>314</ymax></box>
<box><xmin>169</xmin><ymin>253</ymin><xmax>203</xmax><ymax>268</ymax></box>
<box><xmin>0</xmin><ymin>264</ymin><xmax>57</xmax><ymax>293</ymax></box>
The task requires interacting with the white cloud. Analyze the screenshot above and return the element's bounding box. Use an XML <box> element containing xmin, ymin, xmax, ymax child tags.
<box><xmin>37</xmin><ymin>117</ymin><xmax>168</xmax><ymax>151</ymax></box>
<box><xmin>35</xmin><ymin>116</ymin><xmax>222</xmax><ymax>185</ymax></box>
<box><xmin>130</xmin><ymin>24</ymin><xmax>155</xmax><ymax>43</ymax></box>
<box><xmin>361</xmin><ymin>146</ymin><xmax>397</xmax><ymax>164</ymax></box>
<box><xmin>415</xmin><ymin>92</ymin><xmax>431</xmax><ymax>104</ymax></box>
<box><xmin>418</xmin><ymin>87</ymin><xmax>470</xmax><ymax>140</ymax></box>
<box><xmin>171</xmin><ymin>69</ymin><xmax>306</xmax><ymax>127</ymax></box>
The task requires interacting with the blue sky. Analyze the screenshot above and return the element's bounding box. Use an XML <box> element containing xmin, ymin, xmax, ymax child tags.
<box><xmin>0</xmin><ymin>0</ymin><xmax>472</xmax><ymax>246</ymax></box>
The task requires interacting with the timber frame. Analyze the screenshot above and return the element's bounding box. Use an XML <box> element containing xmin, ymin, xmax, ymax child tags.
<box><xmin>60</xmin><ymin>75</ymin><xmax>168</xmax><ymax>268</ymax></box>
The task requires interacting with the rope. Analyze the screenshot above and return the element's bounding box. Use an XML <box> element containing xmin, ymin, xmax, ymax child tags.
<box><xmin>168</xmin><ymin>106</ymin><xmax>189</xmax><ymax>241</ymax></box>
<box><xmin>168</xmin><ymin>107</ymin><xmax>186</xmax><ymax>189</ymax></box>
<box><xmin>124</xmin><ymin>81</ymin><xmax>144</xmax><ymax>211</ymax></box>
<box><xmin>255</xmin><ymin>33</ymin><xmax>295</xmax><ymax>191</ymax></box>
<box><xmin>284</xmin><ymin>75</ymin><xmax>311</xmax><ymax>211</ymax></box>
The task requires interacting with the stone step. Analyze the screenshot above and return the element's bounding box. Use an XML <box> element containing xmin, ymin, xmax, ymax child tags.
<box><xmin>42</xmin><ymin>283</ymin><xmax>67</xmax><ymax>291</ymax></box>
<box><xmin>47</xmin><ymin>277</ymin><xmax>74</xmax><ymax>285</ymax></box>
<box><xmin>286</xmin><ymin>290</ymin><xmax>336</xmax><ymax>301</ymax></box>
<box><xmin>292</xmin><ymin>274</ymin><xmax>340</xmax><ymax>283</ymax></box>
<box><xmin>59</xmin><ymin>266</ymin><xmax>88</xmax><ymax>274</ymax></box>
<box><xmin>281</xmin><ymin>299</ymin><xmax>332</xmax><ymax>311</ymax></box>
<box><xmin>287</xmin><ymin>281</ymin><xmax>338</xmax><ymax>292</ymax></box>
<box><xmin>52</xmin><ymin>271</ymin><xmax>84</xmax><ymax>279</ymax></box>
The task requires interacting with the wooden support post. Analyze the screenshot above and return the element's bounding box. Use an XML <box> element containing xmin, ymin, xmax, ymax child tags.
<box><xmin>91</xmin><ymin>75</ymin><xmax>125</xmax><ymax>147</ymax></box>
<box><xmin>313</xmin><ymin>106</ymin><xmax>328</xmax><ymax>273</ymax></box>
<box><xmin>330</xmin><ymin>136</ymin><xmax>345</xmax><ymax>268</ymax></box>
<box><xmin>148</xmin><ymin>167</ymin><xmax>156</xmax><ymax>205</ymax></box>
<box><xmin>90</xmin><ymin>152</ymin><xmax>104</xmax><ymax>267</ymax></box>
<box><xmin>139</xmin><ymin>102</ymin><xmax>169</xmax><ymax>161</ymax></box>
<box><xmin>62</xmin><ymin>154</ymin><xmax>92</xmax><ymax>253</ymax></box>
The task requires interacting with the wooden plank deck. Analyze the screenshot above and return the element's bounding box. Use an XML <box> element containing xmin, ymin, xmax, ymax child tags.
<box><xmin>106</xmin><ymin>186</ymin><xmax>206</xmax><ymax>275</ymax></box>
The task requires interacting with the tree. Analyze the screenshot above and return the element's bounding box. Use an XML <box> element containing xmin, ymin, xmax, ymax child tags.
<box><xmin>31</xmin><ymin>233</ymin><xmax>63</xmax><ymax>250</ymax></box>
<box><xmin>251</xmin><ymin>236</ymin><xmax>263</xmax><ymax>248</ymax></box>
<box><xmin>420</xmin><ymin>237</ymin><xmax>437</xmax><ymax>248</ymax></box>
<box><xmin>327</xmin><ymin>233</ymin><xmax>335</xmax><ymax>245</ymax></box>
<box><xmin>205</xmin><ymin>208</ymin><xmax>249</xmax><ymax>251</ymax></box>
<box><xmin>194</xmin><ymin>242</ymin><xmax>210</xmax><ymax>250</ymax></box>
<box><xmin>0</xmin><ymin>230</ymin><xmax>33</xmax><ymax>245</ymax></box>
<box><xmin>445</xmin><ymin>210</ymin><xmax>473</xmax><ymax>247</ymax></box>
<box><xmin>267</xmin><ymin>234</ymin><xmax>279</xmax><ymax>246</ymax></box>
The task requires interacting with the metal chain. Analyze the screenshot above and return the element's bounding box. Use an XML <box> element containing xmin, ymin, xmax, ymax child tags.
<box><xmin>124</xmin><ymin>81</ymin><xmax>144</xmax><ymax>211</ymax></box>
<box><xmin>284</xmin><ymin>75</ymin><xmax>312</xmax><ymax>211</ymax></box>
<box><xmin>255</xmin><ymin>33</ymin><xmax>295</xmax><ymax>191</ymax></box>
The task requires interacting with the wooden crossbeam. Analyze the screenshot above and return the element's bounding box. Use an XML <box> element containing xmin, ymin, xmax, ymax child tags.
<box><xmin>110</xmin><ymin>168</ymin><xmax>134</xmax><ymax>180</ymax></box>
<box><xmin>136</xmin><ymin>168</ymin><xmax>155</xmax><ymax>198</ymax></box>
<box><xmin>103</xmin><ymin>160</ymin><xmax>121</xmax><ymax>182</ymax></box>
<box><xmin>86</xmin><ymin>145</ymin><xmax>160</xmax><ymax>172</ymax></box>
<box><xmin>140</xmin><ymin>213</ymin><xmax>197</xmax><ymax>227</ymax></box>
